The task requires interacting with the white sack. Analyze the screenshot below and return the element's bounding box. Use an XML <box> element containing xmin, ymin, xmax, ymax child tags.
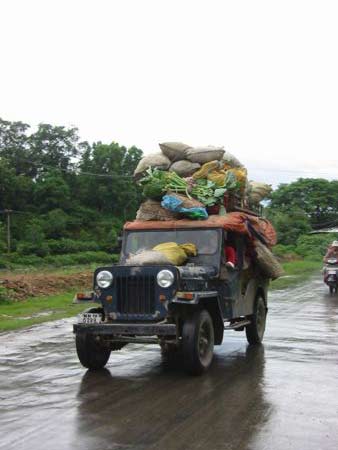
<box><xmin>185</xmin><ymin>146</ymin><xmax>225</xmax><ymax>164</ymax></box>
<box><xmin>126</xmin><ymin>250</ymin><xmax>171</xmax><ymax>266</ymax></box>
<box><xmin>134</xmin><ymin>153</ymin><xmax>170</xmax><ymax>177</ymax></box>
<box><xmin>159</xmin><ymin>142</ymin><xmax>191</xmax><ymax>161</ymax></box>
<box><xmin>169</xmin><ymin>160</ymin><xmax>201</xmax><ymax>177</ymax></box>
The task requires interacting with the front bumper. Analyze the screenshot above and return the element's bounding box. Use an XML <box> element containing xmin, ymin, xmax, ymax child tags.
<box><xmin>73</xmin><ymin>322</ymin><xmax>177</xmax><ymax>336</ymax></box>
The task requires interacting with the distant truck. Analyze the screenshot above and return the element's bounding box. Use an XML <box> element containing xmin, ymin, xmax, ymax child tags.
<box><xmin>73</xmin><ymin>216</ymin><xmax>269</xmax><ymax>375</ymax></box>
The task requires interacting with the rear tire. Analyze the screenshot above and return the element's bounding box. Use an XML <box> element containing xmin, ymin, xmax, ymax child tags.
<box><xmin>182</xmin><ymin>309</ymin><xmax>214</xmax><ymax>375</ymax></box>
<box><xmin>246</xmin><ymin>296</ymin><xmax>267</xmax><ymax>345</ymax></box>
<box><xmin>75</xmin><ymin>333</ymin><xmax>111</xmax><ymax>370</ymax></box>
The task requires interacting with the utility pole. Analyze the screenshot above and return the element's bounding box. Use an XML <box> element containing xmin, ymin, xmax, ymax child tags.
<box><xmin>2</xmin><ymin>210</ymin><xmax>13</xmax><ymax>254</ymax></box>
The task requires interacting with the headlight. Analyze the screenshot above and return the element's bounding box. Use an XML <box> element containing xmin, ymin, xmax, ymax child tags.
<box><xmin>96</xmin><ymin>270</ymin><xmax>113</xmax><ymax>288</ymax></box>
<box><xmin>157</xmin><ymin>270</ymin><xmax>174</xmax><ymax>288</ymax></box>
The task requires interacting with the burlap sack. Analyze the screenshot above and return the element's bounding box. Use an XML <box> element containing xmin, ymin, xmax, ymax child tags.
<box><xmin>185</xmin><ymin>146</ymin><xmax>225</xmax><ymax>164</ymax></box>
<box><xmin>248</xmin><ymin>182</ymin><xmax>272</xmax><ymax>204</ymax></box>
<box><xmin>169</xmin><ymin>160</ymin><xmax>201</xmax><ymax>177</ymax></box>
<box><xmin>159</xmin><ymin>142</ymin><xmax>191</xmax><ymax>161</ymax></box>
<box><xmin>254</xmin><ymin>240</ymin><xmax>284</xmax><ymax>280</ymax></box>
<box><xmin>126</xmin><ymin>250</ymin><xmax>171</xmax><ymax>266</ymax></box>
<box><xmin>222</xmin><ymin>151</ymin><xmax>243</xmax><ymax>168</ymax></box>
<box><xmin>136</xmin><ymin>200</ymin><xmax>180</xmax><ymax>221</ymax></box>
<box><xmin>134</xmin><ymin>153</ymin><xmax>170</xmax><ymax>177</ymax></box>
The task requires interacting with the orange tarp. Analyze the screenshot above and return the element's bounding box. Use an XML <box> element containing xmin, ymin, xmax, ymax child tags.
<box><xmin>124</xmin><ymin>212</ymin><xmax>277</xmax><ymax>247</ymax></box>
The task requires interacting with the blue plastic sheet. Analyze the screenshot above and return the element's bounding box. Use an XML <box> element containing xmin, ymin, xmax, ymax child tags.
<box><xmin>161</xmin><ymin>195</ymin><xmax>208</xmax><ymax>220</ymax></box>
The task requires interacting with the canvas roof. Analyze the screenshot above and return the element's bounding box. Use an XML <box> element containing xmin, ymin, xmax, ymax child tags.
<box><xmin>124</xmin><ymin>212</ymin><xmax>277</xmax><ymax>247</ymax></box>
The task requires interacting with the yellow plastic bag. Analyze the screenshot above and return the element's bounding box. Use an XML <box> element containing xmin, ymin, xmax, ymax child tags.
<box><xmin>179</xmin><ymin>243</ymin><xmax>197</xmax><ymax>257</ymax></box>
<box><xmin>152</xmin><ymin>242</ymin><xmax>197</xmax><ymax>265</ymax></box>
<box><xmin>192</xmin><ymin>161</ymin><xmax>220</xmax><ymax>179</ymax></box>
<box><xmin>207</xmin><ymin>169</ymin><xmax>226</xmax><ymax>186</ymax></box>
<box><xmin>226</xmin><ymin>167</ymin><xmax>247</xmax><ymax>192</ymax></box>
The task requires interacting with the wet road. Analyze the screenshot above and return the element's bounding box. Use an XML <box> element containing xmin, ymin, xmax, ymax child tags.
<box><xmin>1</xmin><ymin>276</ymin><xmax>338</xmax><ymax>450</ymax></box>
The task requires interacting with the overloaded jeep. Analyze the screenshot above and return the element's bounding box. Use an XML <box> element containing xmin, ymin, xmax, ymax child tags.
<box><xmin>73</xmin><ymin>216</ymin><xmax>269</xmax><ymax>375</ymax></box>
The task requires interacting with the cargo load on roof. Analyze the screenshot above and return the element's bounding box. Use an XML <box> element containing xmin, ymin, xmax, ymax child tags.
<box><xmin>134</xmin><ymin>141</ymin><xmax>272</xmax><ymax>222</ymax></box>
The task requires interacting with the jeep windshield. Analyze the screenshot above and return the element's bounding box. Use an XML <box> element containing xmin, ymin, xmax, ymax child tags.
<box><xmin>123</xmin><ymin>229</ymin><xmax>221</xmax><ymax>260</ymax></box>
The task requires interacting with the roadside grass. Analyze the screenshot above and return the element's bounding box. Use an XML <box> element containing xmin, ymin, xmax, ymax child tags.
<box><xmin>271</xmin><ymin>260</ymin><xmax>322</xmax><ymax>290</ymax></box>
<box><xmin>0</xmin><ymin>292</ymin><xmax>87</xmax><ymax>332</ymax></box>
<box><xmin>0</xmin><ymin>261</ymin><xmax>115</xmax><ymax>277</ymax></box>
<box><xmin>0</xmin><ymin>255</ymin><xmax>118</xmax><ymax>278</ymax></box>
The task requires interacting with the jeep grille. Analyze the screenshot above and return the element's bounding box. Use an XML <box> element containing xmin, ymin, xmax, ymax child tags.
<box><xmin>116</xmin><ymin>275</ymin><xmax>156</xmax><ymax>315</ymax></box>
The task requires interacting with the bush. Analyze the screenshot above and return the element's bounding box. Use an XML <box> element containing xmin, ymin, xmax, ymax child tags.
<box><xmin>268</xmin><ymin>208</ymin><xmax>311</xmax><ymax>246</ymax></box>
<box><xmin>7</xmin><ymin>253</ymin><xmax>44</xmax><ymax>266</ymax></box>
<box><xmin>296</xmin><ymin>233</ymin><xmax>338</xmax><ymax>260</ymax></box>
<box><xmin>46</xmin><ymin>239</ymin><xmax>100</xmax><ymax>255</ymax></box>
<box><xmin>273</xmin><ymin>244</ymin><xmax>301</xmax><ymax>261</ymax></box>
<box><xmin>17</xmin><ymin>220</ymin><xmax>49</xmax><ymax>256</ymax></box>
<box><xmin>0</xmin><ymin>221</ymin><xmax>6</xmax><ymax>253</ymax></box>
<box><xmin>99</xmin><ymin>228</ymin><xmax>118</xmax><ymax>252</ymax></box>
<box><xmin>0</xmin><ymin>258</ymin><xmax>7</xmax><ymax>269</ymax></box>
<box><xmin>23</xmin><ymin>220</ymin><xmax>46</xmax><ymax>243</ymax></box>
<box><xmin>0</xmin><ymin>251</ymin><xmax>118</xmax><ymax>268</ymax></box>
<box><xmin>273</xmin><ymin>244</ymin><xmax>297</xmax><ymax>256</ymax></box>
<box><xmin>17</xmin><ymin>241</ymin><xmax>50</xmax><ymax>257</ymax></box>
<box><xmin>43</xmin><ymin>209</ymin><xmax>69</xmax><ymax>238</ymax></box>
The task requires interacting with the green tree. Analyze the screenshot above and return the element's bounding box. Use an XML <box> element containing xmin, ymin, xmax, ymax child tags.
<box><xmin>0</xmin><ymin>118</ymin><xmax>32</xmax><ymax>176</ymax></box>
<box><xmin>78</xmin><ymin>142</ymin><xmax>142</xmax><ymax>218</ymax></box>
<box><xmin>268</xmin><ymin>208</ymin><xmax>311</xmax><ymax>245</ymax></box>
<box><xmin>43</xmin><ymin>209</ymin><xmax>69</xmax><ymax>238</ymax></box>
<box><xmin>296</xmin><ymin>233</ymin><xmax>338</xmax><ymax>260</ymax></box>
<box><xmin>29</xmin><ymin>123</ymin><xmax>89</xmax><ymax>172</ymax></box>
<box><xmin>0</xmin><ymin>221</ymin><xmax>6</xmax><ymax>252</ymax></box>
<box><xmin>269</xmin><ymin>178</ymin><xmax>338</xmax><ymax>227</ymax></box>
<box><xmin>34</xmin><ymin>171</ymin><xmax>71</xmax><ymax>212</ymax></box>
<box><xmin>0</xmin><ymin>117</ymin><xmax>144</xmax><ymax>258</ymax></box>
<box><xmin>0</xmin><ymin>158</ymin><xmax>34</xmax><ymax>210</ymax></box>
<box><xmin>18</xmin><ymin>219</ymin><xmax>49</xmax><ymax>257</ymax></box>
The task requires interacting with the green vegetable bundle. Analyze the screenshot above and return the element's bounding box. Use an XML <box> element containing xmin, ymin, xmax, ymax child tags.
<box><xmin>139</xmin><ymin>168</ymin><xmax>168</xmax><ymax>200</ymax></box>
<box><xmin>190</xmin><ymin>172</ymin><xmax>239</xmax><ymax>206</ymax></box>
<box><xmin>139</xmin><ymin>166</ymin><xmax>241</xmax><ymax>207</ymax></box>
<box><xmin>140</xmin><ymin>168</ymin><xmax>190</xmax><ymax>199</ymax></box>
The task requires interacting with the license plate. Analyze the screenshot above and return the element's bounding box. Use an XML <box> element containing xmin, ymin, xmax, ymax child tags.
<box><xmin>78</xmin><ymin>313</ymin><xmax>102</xmax><ymax>324</ymax></box>
<box><xmin>328</xmin><ymin>270</ymin><xmax>337</xmax><ymax>275</ymax></box>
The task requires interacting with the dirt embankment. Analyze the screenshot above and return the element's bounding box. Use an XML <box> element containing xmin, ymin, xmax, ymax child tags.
<box><xmin>0</xmin><ymin>272</ymin><xmax>92</xmax><ymax>301</ymax></box>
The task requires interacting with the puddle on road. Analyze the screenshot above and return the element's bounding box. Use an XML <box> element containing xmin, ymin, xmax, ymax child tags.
<box><xmin>17</xmin><ymin>311</ymin><xmax>55</xmax><ymax>320</ymax></box>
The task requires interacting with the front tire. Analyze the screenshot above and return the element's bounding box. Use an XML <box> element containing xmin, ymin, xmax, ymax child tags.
<box><xmin>246</xmin><ymin>296</ymin><xmax>267</xmax><ymax>345</ymax></box>
<box><xmin>75</xmin><ymin>333</ymin><xmax>111</xmax><ymax>370</ymax></box>
<box><xmin>182</xmin><ymin>309</ymin><xmax>214</xmax><ymax>375</ymax></box>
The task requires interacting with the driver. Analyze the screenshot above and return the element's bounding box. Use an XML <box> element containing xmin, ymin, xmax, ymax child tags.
<box><xmin>323</xmin><ymin>241</ymin><xmax>338</xmax><ymax>264</ymax></box>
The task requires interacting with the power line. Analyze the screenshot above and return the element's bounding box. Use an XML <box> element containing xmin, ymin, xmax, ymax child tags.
<box><xmin>1</xmin><ymin>155</ymin><xmax>134</xmax><ymax>179</ymax></box>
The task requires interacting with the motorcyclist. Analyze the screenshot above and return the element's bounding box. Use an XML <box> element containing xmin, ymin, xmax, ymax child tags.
<box><xmin>323</xmin><ymin>241</ymin><xmax>338</xmax><ymax>264</ymax></box>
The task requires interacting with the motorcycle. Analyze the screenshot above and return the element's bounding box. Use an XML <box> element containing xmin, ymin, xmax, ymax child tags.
<box><xmin>323</xmin><ymin>258</ymin><xmax>338</xmax><ymax>295</ymax></box>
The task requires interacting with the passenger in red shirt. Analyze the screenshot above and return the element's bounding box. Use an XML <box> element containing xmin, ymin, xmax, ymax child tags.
<box><xmin>225</xmin><ymin>245</ymin><xmax>237</xmax><ymax>269</ymax></box>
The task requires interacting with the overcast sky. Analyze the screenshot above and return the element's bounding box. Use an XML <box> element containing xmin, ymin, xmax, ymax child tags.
<box><xmin>1</xmin><ymin>0</ymin><xmax>338</xmax><ymax>186</ymax></box>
